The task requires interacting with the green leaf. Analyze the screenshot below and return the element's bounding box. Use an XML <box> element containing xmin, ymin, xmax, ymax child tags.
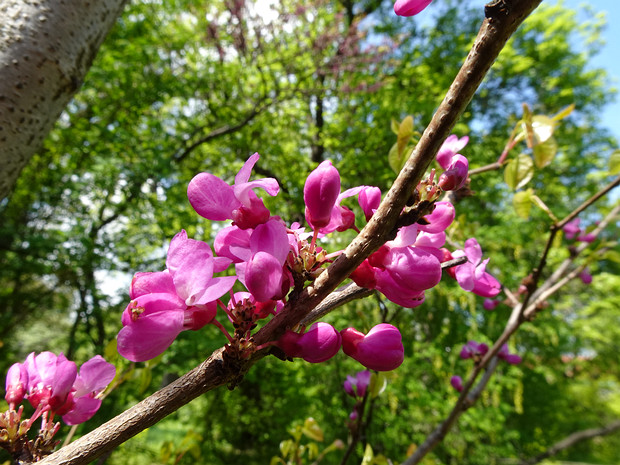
<box><xmin>551</xmin><ymin>103</ymin><xmax>575</xmax><ymax>121</ymax></box>
<box><xmin>302</xmin><ymin>417</ymin><xmax>324</xmax><ymax>442</ymax></box>
<box><xmin>603</xmin><ymin>249</ymin><xmax>620</xmax><ymax>264</ymax></box>
<box><xmin>609</xmin><ymin>149</ymin><xmax>620</xmax><ymax>175</ymax></box>
<box><xmin>504</xmin><ymin>154</ymin><xmax>534</xmax><ymax>190</ymax></box>
<box><xmin>361</xmin><ymin>444</ymin><xmax>374</xmax><ymax>465</ymax></box>
<box><xmin>513</xmin><ymin>189</ymin><xmax>534</xmax><ymax>219</ymax></box>
<box><xmin>397</xmin><ymin>115</ymin><xmax>414</xmax><ymax>159</ymax></box>
<box><xmin>369</xmin><ymin>372</ymin><xmax>387</xmax><ymax>399</ymax></box>
<box><xmin>531</xmin><ymin>115</ymin><xmax>556</xmax><ymax>145</ymax></box>
<box><xmin>390</xmin><ymin>118</ymin><xmax>400</xmax><ymax>135</ymax></box>
<box><xmin>533</xmin><ymin>135</ymin><xmax>558</xmax><ymax>168</ymax></box>
<box><xmin>279</xmin><ymin>439</ymin><xmax>294</xmax><ymax>459</ymax></box>
<box><xmin>388</xmin><ymin>142</ymin><xmax>400</xmax><ymax>174</ymax></box>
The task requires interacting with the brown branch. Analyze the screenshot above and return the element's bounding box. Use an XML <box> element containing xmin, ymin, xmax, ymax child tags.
<box><xmin>518</xmin><ymin>419</ymin><xmax>620</xmax><ymax>465</ymax></box>
<box><xmin>38</xmin><ymin>1</ymin><xmax>541</xmax><ymax>463</ymax></box>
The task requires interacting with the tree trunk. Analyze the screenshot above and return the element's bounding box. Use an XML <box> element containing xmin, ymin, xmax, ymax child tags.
<box><xmin>0</xmin><ymin>0</ymin><xmax>127</xmax><ymax>201</ymax></box>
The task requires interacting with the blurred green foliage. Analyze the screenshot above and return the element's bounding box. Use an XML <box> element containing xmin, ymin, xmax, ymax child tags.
<box><xmin>0</xmin><ymin>0</ymin><xmax>619</xmax><ymax>464</ymax></box>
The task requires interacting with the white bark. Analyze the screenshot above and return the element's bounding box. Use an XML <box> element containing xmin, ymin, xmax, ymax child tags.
<box><xmin>0</xmin><ymin>0</ymin><xmax>127</xmax><ymax>200</ymax></box>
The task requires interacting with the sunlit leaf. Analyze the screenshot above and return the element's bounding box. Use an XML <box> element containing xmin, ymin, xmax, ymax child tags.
<box><xmin>361</xmin><ymin>444</ymin><xmax>374</xmax><ymax>465</ymax></box>
<box><xmin>551</xmin><ymin>103</ymin><xmax>575</xmax><ymax>121</ymax></box>
<box><xmin>370</xmin><ymin>372</ymin><xmax>387</xmax><ymax>399</ymax></box>
<box><xmin>302</xmin><ymin>417</ymin><xmax>324</xmax><ymax>442</ymax></box>
<box><xmin>513</xmin><ymin>189</ymin><xmax>534</xmax><ymax>219</ymax></box>
<box><xmin>609</xmin><ymin>149</ymin><xmax>620</xmax><ymax>174</ymax></box>
<box><xmin>279</xmin><ymin>439</ymin><xmax>294</xmax><ymax>459</ymax></box>
<box><xmin>504</xmin><ymin>154</ymin><xmax>534</xmax><ymax>190</ymax></box>
<box><xmin>531</xmin><ymin>115</ymin><xmax>556</xmax><ymax>145</ymax></box>
<box><xmin>533</xmin><ymin>135</ymin><xmax>558</xmax><ymax>167</ymax></box>
<box><xmin>390</xmin><ymin>118</ymin><xmax>400</xmax><ymax>135</ymax></box>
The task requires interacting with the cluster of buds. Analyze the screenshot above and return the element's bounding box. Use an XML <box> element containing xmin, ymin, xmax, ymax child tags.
<box><xmin>343</xmin><ymin>370</ymin><xmax>371</xmax><ymax>428</ymax></box>
<box><xmin>1</xmin><ymin>352</ymin><xmax>115</xmax><ymax>461</ymax></box>
<box><xmin>118</xmin><ymin>137</ymin><xmax>500</xmax><ymax>372</ymax></box>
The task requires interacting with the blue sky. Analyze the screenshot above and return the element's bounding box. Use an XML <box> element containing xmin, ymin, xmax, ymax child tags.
<box><xmin>557</xmin><ymin>0</ymin><xmax>620</xmax><ymax>142</ymax></box>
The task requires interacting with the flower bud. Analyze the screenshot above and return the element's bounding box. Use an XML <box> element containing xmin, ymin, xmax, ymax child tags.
<box><xmin>438</xmin><ymin>155</ymin><xmax>469</xmax><ymax>191</ymax></box>
<box><xmin>5</xmin><ymin>363</ymin><xmax>28</xmax><ymax>407</ymax></box>
<box><xmin>341</xmin><ymin>324</ymin><xmax>404</xmax><ymax>371</ymax></box>
<box><xmin>459</xmin><ymin>341</ymin><xmax>489</xmax><ymax>360</ymax></box>
<box><xmin>278</xmin><ymin>323</ymin><xmax>342</xmax><ymax>363</ymax></box>
<box><xmin>483</xmin><ymin>299</ymin><xmax>500</xmax><ymax>311</ymax></box>
<box><xmin>343</xmin><ymin>370</ymin><xmax>371</xmax><ymax>398</ymax></box>
<box><xmin>450</xmin><ymin>375</ymin><xmax>463</xmax><ymax>392</ymax></box>
<box><xmin>304</xmin><ymin>161</ymin><xmax>341</xmax><ymax>229</ymax></box>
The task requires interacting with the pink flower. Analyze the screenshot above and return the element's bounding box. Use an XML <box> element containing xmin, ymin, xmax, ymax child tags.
<box><xmin>498</xmin><ymin>344</ymin><xmax>522</xmax><ymax>365</ymax></box>
<box><xmin>23</xmin><ymin>352</ymin><xmax>77</xmax><ymax>412</ymax></box>
<box><xmin>563</xmin><ymin>218</ymin><xmax>581</xmax><ymax>240</ymax></box>
<box><xmin>450</xmin><ymin>238</ymin><xmax>501</xmax><ymax>298</ymax></box>
<box><xmin>304</xmin><ymin>160</ymin><xmax>341</xmax><ymax>229</ymax></box>
<box><xmin>450</xmin><ymin>375</ymin><xmax>463</xmax><ymax>392</ymax></box>
<box><xmin>459</xmin><ymin>341</ymin><xmax>489</xmax><ymax>360</ymax></box>
<box><xmin>436</xmin><ymin>134</ymin><xmax>468</xmax><ymax>169</ymax></box>
<box><xmin>341</xmin><ymin>324</ymin><xmax>404</xmax><ymax>371</ymax></box>
<box><xmin>579</xmin><ymin>269</ymin><xmax>593</xmax><ymax>285</ymax></box>
<box><xmin>577</xmin><ymin>232</ymin><xmax>596</xmax><ymax>243</ymax></box>
<box><xmin>438</xmin><ymin>155</ymin><xmax>469</xmax><ymax>191</ymax></box>
<box><xmin>188</xmin><ymin>153</ymin><xmax>279</xmax><ymax>230</ymax></box>
<box><xmin>58</xmin><ymin>355</ymin><xmax>116</xmax><ymax>425</ymax></box>
<box><xmin>418</xmin><ymin>201</ymin><xmax>455</xmax><ymax>234</ymax></box>
<box><xmin>394</xmin><ymin>0</ymin><xmax>434</xmax><ymax>16</ymax></box>
<box><xmin>117</xmin><ymin>230</ymin><xmax>236</xmax><ymax>362</ymax></box>
<box><xmin>5</xmin><ymin>363</ymin><xmax>28</xmax><ymax>407</ymax></box>
<box><xmin>358</xmin><ymin>186</ymin><xmax>382</xmax><ymax>222</ymax></box>
<box><xmin>343</xmin><ymin>370</ymin><xmax>371</xmax><ymax>398</ymax></box>
<box><xmin>277</xmin><ymin>322</ymin><xmax>342</xmax><ymax>363</ymax></box>
<box><xmin>483</xmin><ymin>299</ymin><xmax>500</xmax><ymax>311</ymax></box>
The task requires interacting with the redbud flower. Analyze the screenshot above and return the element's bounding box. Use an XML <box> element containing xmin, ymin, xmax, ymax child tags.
<box><xmin>5</xmin><ymin>363</ymin><xmax>28</xmax><ymax>407</ymax></box>
<box><xmin>459</xmin><ymin>341</ymin><xmax>489</xmax><ymax>360</ymax></box>
<box><xmin>577</xmin><ymin>232</ymin><xmax>596</xmax><ymax>243</ymax></box>
<box><xmin>304</xmin><ymin>160</ymin><xmax>341</xmax><ymax>229</ymax></box>
<box><xmin>498</xmin><ymin>344</ymin><xmax>522</xmax><ymax>365</ymax></box>
<box><xmin>436</xmin><ymin>134</ymin><xmax>469</xmax><ymax>169</ymax></box>
<box><xmin>579</xmin><ymin>269</ymin><xmax>593</xmax><ymax>285</ymax></box>
<box><xmin>278</xmin><ymin>322</ymin><xmax>342</xmax><ymax>363</ymax></box>
<box><xmin>23</xmin><ymin>352</ymin><xmax>77</xmax><ymax>412</ymax></box>
<box><xmin>188</xmin><ymin>153</ymin><xmax>279</xmax><ymax>230</ymax></box>
<box><xmin>451</xmin><ymin>238</ymin><xmax>501</xmax><ymax>298</ymax></box>
<box><xmin>341</xmin><ymin>324</ymin><xmax>404</xmax><ymax>371</ymax></box>
<box><xmin>438</xmin><ymin>155</ymin><xmax>469</xmax><ymax>191</ymax></box>
<box><xmin>418</xmin><ymin>201</ymin><xmax>455</xmax><ymax>233</ymax></box>
<box><xmin>394</xmin><ymin>0</ymin><xmax>434</xmax><ymax>17</ymax></box>
<box><xmin>483</xmin><ymin>299</ymin><xmax>500</xmax><ymax>311</ymax></box>
<box><xmin>563</xmin><ymin>218</ymin><xmax>581</xmax><ymax>240</ymax></box>
<box><xmin>117</xmin><ymin>230</ymin><xmax>236</xmax><ymax>362</ymax></box>
<box><xmin>450</xmin><ymin>375</ymin><xmax>463</xmax><ymax>392</ymax></box>
<box><xmin>358</xmin><ymin>186</ymin><xmax>382</xmax><ymax>221</ymax></box>
<box><xmin>343</xmin><ymin>370</ymin><xmax>371</xmax><ymax>398</ymax></box>
<box><xmin>59</xmin><ymin>355</ymin><xmax>116</xmax><ymax>425</ymax></box>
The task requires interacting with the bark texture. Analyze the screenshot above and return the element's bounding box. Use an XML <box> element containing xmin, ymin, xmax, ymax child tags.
<box><xmin>0</xmin><ymin>0</ymin><xmax>127</xmax><ymax>200</ymax></box>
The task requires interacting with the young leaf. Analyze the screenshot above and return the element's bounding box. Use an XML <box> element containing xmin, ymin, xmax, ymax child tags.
<box><xmin>551</xmin><ymin>103</ymin><xmax>575</xmax><ymax>121</ymax></box>
<box><xmin>531</xmin><ymin>115</ymin><xmax>556</xmax><ymax>145</ymax></box>
<box><xmin>504</xmin><ymin>153</ymin><xmax>534</xmax><ymax>190</ymax></box>
<box><xmin>302</xmin><ymin>417</ymin><xmax>324</xmax><ymax>442</ymax></box>
<box><xmin>533</xmin><ymin>135</ymin><xmax>558</xmax><ymax>168</ymax></box>
<box><xmin>513</xmin><ymin>189</ymin><xmax>534</xmax><ymax>219</ymax></box>
<box><xmin>609</xmin><ymin>149</ymin><xmax>620</xmax><ymax>175</ymax></box>
<box><xmin>361</xmin><ymin>444</ymin><xmax>374</xmax><ymax>465</ymax></box>
<box><xmin>390</xmin><ymin>118</ymin><xmax>400</xmax><ymax>135</ymax></box>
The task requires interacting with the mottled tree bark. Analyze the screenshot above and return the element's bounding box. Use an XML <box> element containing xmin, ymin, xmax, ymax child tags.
<box><xmin>0</xmin><ymin>0</ymin><xmax>127</xmax><ymax>201</ymax></box>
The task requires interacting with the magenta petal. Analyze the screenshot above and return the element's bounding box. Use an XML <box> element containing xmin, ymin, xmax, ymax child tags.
<box><xmin>455</xmin><ymin>262</ymin><xmax>476</xmax><ymax>291</ymax></box>
<box><xmin>62</xmin><ymin>396</ymin><xmax>102</xmax><ymax>425</ymax></box>
<box><xmin>234</xmin><ymin>179</ymin><xmax>280</xmax><ymax>206</ymax></box>
<box><xmin>193</xmin><ymin>276</ymin><xmax>237</xmax><ymax>306</ymax></box>
<box><xmin>188</xmin><ymin>172</ymin><xmax>239</xmax><ymax>220</ymax></box>
<box><xmin>471</xmin><ymin>272</ymin><xmax>501</xmax><ymax>297</ymax></box>
<box><xmin>167</xmin><ymin>232</ymin><xmax>215</xmax><ymax>305</ymax></box>
<box><xmin>304</xmin><ymin>160</ymin><xmax>341</xmax><ymax>229</ymax></box>
<box><xmin>384</xmin><ymin>247</ymin><xmax>442</xmax><ymax>292</ymax></box>
<box><xmin>345</xmin><ymin>324</ymin><xmax>404</xmax><ymax>371</ymax></box>
<box><xmin>245</xmin><ymin>251</ymin><xmax>284</xmax><ymax>302</ymax></box>
<box><xmin>450</xmin><ymin>375</ymin><xmax>463</xmax><ymax>392</ymax></box>
<box><xmin>250</xmin><ymin>220</ymin><xmax>289</xmax><ymax>264</ymax></box>
<box><xmin>130</xmin><ymin>272</ymin><xmax>175</xmax><ymax>299</ymax></box>
<box><xmin>463</xmin><ymin>238</ymin><xmax>482</xmax><ymax>266</ymax></box>
<box><xmin>358</xmin><ymin>186</ymin><xmax>382</xmax><ymax>221</ymax></box>
<box><xmin>117</xmin><ymin>310</ymin><xmax>184</xmax><ymax>362</ymax></box>
<box><xmin>73</xmin><ymin>356</ymin><xmax>116</xmax><ymax>397</ymax></box>
<box><xmin>419</xmin><ymin>201</ymin><xmax>455</xmax><ymax>233</ymax></box>
<box><xmin>215</xmin><ymin>226</ymin><xmax>252</xmax><ymax>263</ymax></box>
<box><xmin>235</xmin><ymin>152</ymin><xmax>260</xmax><ymax>185</ymax></box>
<box><xmin>394</xmin><ymin>0</ymin><xmax>433</xmax><ymax>16</ymax></box>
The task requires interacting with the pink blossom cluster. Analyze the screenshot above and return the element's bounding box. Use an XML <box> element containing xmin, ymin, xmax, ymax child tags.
<box><xmin>563</xmin><ymin>218</ymin><xmax>596</xmax><ymax>243</ymax></box>
<box><xmin>451</xmin><ymin>342</ymin><xmax>522</xmax><ymax>392</ymax></box>
<box><xmin>343</xmin><ymin>369</ymin><xmax>372</xmax><ymax>425</ymax></box>
<box><xmin>117</xmin><ymin>147</ymin><xmax>500</xmax><ymax>372</ymax></box>
<box><xmin>1</xmin><ymin>352</ymin><xmax>115</xmax><ymax>459</ymax></box>
<box><xmin>4</xmin><ymin>352</ymin><xmax>115</xmax><ymax>425</ymax></box>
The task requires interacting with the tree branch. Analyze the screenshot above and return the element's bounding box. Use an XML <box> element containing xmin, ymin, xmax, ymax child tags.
<box><xmin>518</xmin><ymin>419</ymin><xmax>620</xmax><ymax>465</ymax></box>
